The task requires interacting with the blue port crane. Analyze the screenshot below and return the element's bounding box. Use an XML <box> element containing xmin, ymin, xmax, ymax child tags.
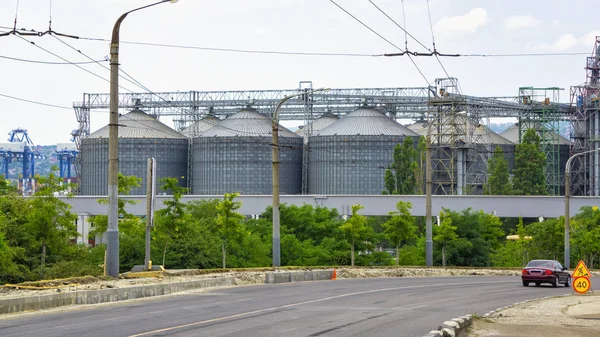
<box><xmin>0</xmin><ymin>129</ymin><xmax>44</xmax><ymax>192</ymax></box>
<box><xmin>56</xmin><ymin>143</ymin><xmax>78</xmax><ymax>179</ymax></box>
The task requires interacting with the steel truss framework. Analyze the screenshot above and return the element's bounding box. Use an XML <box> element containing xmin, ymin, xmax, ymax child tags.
<box><xmin>72</xmin><ymin>80</ymin><xmax>571</xmax><ymax>195</ymax></box>
<box><xmin>518</xmin><ymin>87</ymin><xmax>563</xmax><ymax>195</ymax></box>
<box><xmin>570</xmin><ymin>36</ymin><xmax>600</xmax><ymax>196</ymax></box>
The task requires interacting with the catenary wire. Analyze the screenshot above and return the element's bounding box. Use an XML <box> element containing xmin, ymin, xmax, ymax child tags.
<box><xmin>368</xmin><ymin>0</ymin><xmax>431</xmax><ymax>52</ymax></box>
<box><xmin>0</xmin><ymin>53</ymin><xmax>107</xmax><ymax>65</ymax></box>
<box><xmin>15</xmin><ymin>34</ymin><xmax>136</xmax><ymax>93</ymax></box>
<box><xmin>331</xmin><ymin>0</ymin><xmax>431</xmax><ymax>85</ymax></box>
<box><xmin>0</xmin><ymin>92</ymin><xmax>73</xmax><ymax>110</ymax></box>
<box><xmin>0</xmin><ymin>25</ymin><xmax>591</xmax><ymax>58</ymax></box>
<box><xmin>329</xmin><ymin>0</ymin><xmax>403</xmax><ymax>51</ymax></box>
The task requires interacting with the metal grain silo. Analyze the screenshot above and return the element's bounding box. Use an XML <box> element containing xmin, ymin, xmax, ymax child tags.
<box><xmin>180</xmin><ymin>115</ymin><xmax>221</xmax><ymax>138</ymax></box>
<box><xmin>295</xmin><ymin>113</ymin><xmax>340</xmax><ymax>141</ymax></box>
<box><xmin>308</xmin><ymin>107</ymin><xmax>419</xmax><ymax>194</ymax></box>
<box><xmin>80</xmin><ymin>109</ymin><xmax>188</xmax><ymax>195</ymax></box>
<box><xmin>192</xmin><ymin>107</ymin><xmax>303</xmax><ymax>195</ymax></box>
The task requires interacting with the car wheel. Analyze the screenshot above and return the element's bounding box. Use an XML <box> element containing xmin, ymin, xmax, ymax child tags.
<box><xmin>535</xmin><ymin>282</ymin><xmax>541</xmax><ymax>287</ymax></box>
<box><xmin>522</xmin><ymin>281</ymin><xmax>529</xmax><ymax>287</ymax></box>
<box><xmin>565</xmin><ymin>277</ymin><xmax>571</xmax><ymax>287</ymax></box>
<box><xmin>551</xmin><ymin>277</ymin><xmax>558</xmax><ymax>288</ymax></box>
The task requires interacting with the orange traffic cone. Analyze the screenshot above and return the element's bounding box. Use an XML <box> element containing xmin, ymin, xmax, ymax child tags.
<box><xmin>332</xmin><ymin>269</ymin><xmax>337</xmax><ymax>280</ymax></box>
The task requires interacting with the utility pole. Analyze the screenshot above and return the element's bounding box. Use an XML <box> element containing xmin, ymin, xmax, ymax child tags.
<box><xmin>145</xmin><ymin>157</ymin><xmax>156</xmax><ymax>271</ymax></box>
<box><xmin>272</xmin><ymin>88</ymin><xmax>328</xmax><ymax>267</ymax></box>
<box><xmin>106</xmin><ymin>0</ymin><xmax>178</xmax><ymax>277</ymax></box>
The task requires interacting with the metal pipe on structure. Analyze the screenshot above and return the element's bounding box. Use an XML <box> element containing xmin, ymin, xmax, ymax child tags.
<box><xmin>564</xmin><ymin>147</ymin><xmax>600</xmax><ymax>269</ymax></box>
<box><xmin>272</xmin><ymin>88</ymin><xmax>328</xmax><ymax>267</ymax></box>
<box><xmin>106</xmin><ymin>0</ymin><xmax>178</xmax><ymax>277</ymax></box>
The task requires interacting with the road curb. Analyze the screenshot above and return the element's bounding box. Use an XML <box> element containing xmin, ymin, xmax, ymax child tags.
<box><xmin>422</xmin><ymin>294</ymin><xmax>573</xmax><ymax>337</ymax></box>
<box><xmin>423</xmin><ymin>315</ymin><xmax>473</xmax><ymax>337</ymax></box>
<box><xmin>0</xmin><ymin>270</ymin><xmax>336</xmax><ymax>315</ymax></box>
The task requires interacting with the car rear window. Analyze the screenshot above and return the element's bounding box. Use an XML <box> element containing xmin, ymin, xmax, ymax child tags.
<box><xmin>526</xmin><ymin>260</ymin><xmax>554</xmax><ymax>268</ymax></box>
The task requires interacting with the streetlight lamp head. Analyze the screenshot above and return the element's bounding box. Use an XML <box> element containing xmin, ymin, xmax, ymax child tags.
<box><xmin>169</xmin><ymin>0</ymin><xmax>179</xmax><ymax>3</ymax></box>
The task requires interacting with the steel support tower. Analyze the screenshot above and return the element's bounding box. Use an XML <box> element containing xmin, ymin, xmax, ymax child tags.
<box><xmin>517</xmin><ymin>87</ymin><xmax>563</xmax><ymax>195</ymax></box>
<box><xmin>570</xmin><ymin>36</ymin><xmax>600</xmax><ymax>196</ymax></box>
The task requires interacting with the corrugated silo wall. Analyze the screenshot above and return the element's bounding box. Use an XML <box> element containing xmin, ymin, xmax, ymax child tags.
<box><xmin>468</xmin><ymin>144</ymin><xmax>516</xmax><ymax>195</ymax></box>
<box><xmin>80</xmin><ymin>138</ymin><xmax>188</xmax><ymax>196</ymax></box>
<box><xmin>192</xmin><ymin>137</ymin><xmax>303</xmax><ymax>195</ymax></box>
<box><xmin>308</xmin><ymin>135</ymin><xmax>414</xmax><ymax>194</ymax></box>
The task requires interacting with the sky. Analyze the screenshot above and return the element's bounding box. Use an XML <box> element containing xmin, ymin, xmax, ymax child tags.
<box><xmin>0</xmin><ymin>0</ymin><xmax>598</xmax><ymax>145</ymax></box>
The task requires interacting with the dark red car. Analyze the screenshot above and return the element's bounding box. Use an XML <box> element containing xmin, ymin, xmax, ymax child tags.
<box><xmin>522</xmin><ymin>259</ymin><xmax>570</xmax><ymax>287</ymax></box>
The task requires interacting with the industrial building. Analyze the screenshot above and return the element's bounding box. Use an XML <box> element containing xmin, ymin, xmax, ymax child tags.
<box><xmin>73</xmin><ymin>36</ymin><xmax>600</xmax><ymax>198</ymax></box>
<box><xmin>79</xmin><ymin>109</ymin><xmax>188</xmax><ymax>196</ymax></box>
<box><xmin>308</xmin><ymin>107</ymin><xmax>418</xmax><ymax>194</ymax></box>
<box><xmin>191</xmin><ymin>107</ymin><xmax>303</xmax><ymax>195</ymax></box>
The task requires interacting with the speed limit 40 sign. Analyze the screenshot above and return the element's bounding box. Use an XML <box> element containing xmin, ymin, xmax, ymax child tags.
<box><xmin>573</xmin><ymin>276</ymin><xmax>591</xmax><ymax>294</ymax></box>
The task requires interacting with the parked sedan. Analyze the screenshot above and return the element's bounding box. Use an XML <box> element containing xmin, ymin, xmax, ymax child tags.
<box><xmin>522</xmin><ymin>259</ymin><xmax>570</xmax><ymax>287</ymax></box>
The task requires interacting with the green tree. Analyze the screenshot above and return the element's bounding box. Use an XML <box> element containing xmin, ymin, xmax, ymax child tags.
<box><xmin>154</xmin><ymin>177</ymin><xmax>189</xmax><ymax>268</ymax></box>
<box><xmin>485</xmin><ymin>146</ymin><xmax>512</xmax><ymax>195</ymax></box>
<box><xmin>26</xmin><ymin>168</ymin><xmax>77</xmax><ymax>275</ymax></box>
<box><xmin>571</xmin><ymin>206</ymin><xmax>600</xmax><ymax>268</ymax></box>
<box><xmin>512</xmin><ymin>129</ymin><xmax>547</xmax><ymax>195</ymax></box>
<box><xmin>415</xmin><ymin>135</ymin><xmax>427</xmax><ymax>194</ymax></box>
<box><xmin>384</xmin><ymin>137</ymin><xmax>420</xmax><ymax>195</ymax></box>
<box><xmin>215</xmin><ymin>193</ymin><xmax>244</xmax><ymax>268</ymax></box>
<box><xmin>382</xmin><ymin>201</ymin><xmax>417</xmax><ymax>265</ymax></box>
<box><xmin>340</xmin><ymin>204</ymin><xmax>368</xmax><ymax>266</ymax></box>
<box><xmin>434</xmin><ymin>212</ymin><xmax>457</xmax><ymax>266</ymax></box>
<box><xmin>88</xmin><ymin>173</ymin><xmax>143</xmax><ymax>238</ymax></box>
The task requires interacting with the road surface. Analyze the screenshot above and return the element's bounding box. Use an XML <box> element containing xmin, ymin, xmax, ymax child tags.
<box><xmin>0</xmin><ymin>276</ymin><xmax>571</xmax><ymax>337</ymax></box>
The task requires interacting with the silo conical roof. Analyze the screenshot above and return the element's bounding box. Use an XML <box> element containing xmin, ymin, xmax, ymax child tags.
<box><xmin>296</xmin><ymin>113</ymin><xmax>340</xmax><ymax>137</ymax></box>
<box><xmin>181</xmin><ymin>115</ymin><xmax>220</xmax><ymax>137</ymax></box>
<box><xmin>500</xmin><ymin>123</ymin><xmax>571</xmax><ymax>145</ymax></box>
<box><xmin>407</xmin><ymin>117</ymin><xmax>514</xmax><ymax>145</ymax></box>
<box><xmin>88</xmin><ymin>109</ymin><xmax>186</xmax><ymax>139</ymax></box>
<box><xmin>200</xmin><ymin>107</ymin><xmax>299</xmax><ymax>137</ymax></box>
<box><xmin>315</xmin><ymin>107</ymin><xmax>418</xmax><ymax>136</ymax></box>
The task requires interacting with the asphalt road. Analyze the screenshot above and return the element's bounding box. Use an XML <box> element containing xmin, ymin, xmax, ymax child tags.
<box><xmin>0</xmin><ymin>276</ymin><xmax>571</xmax><ymax>337</ymax></box>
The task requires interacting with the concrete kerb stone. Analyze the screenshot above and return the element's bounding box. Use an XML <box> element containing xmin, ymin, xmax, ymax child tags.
<box><xmin>422</xmin><ymin>314</ymin><xmax>473</xmax><ymax>337</ymax></box>
<box><xmin>1</xmin><ymin>270</ymin><xmax>336</xmax><ymax>314</ymax></box>
<box><xmin>0</xmin><ymin>277</ymin><xmax>235</xmax><ymax>315</ymax></box>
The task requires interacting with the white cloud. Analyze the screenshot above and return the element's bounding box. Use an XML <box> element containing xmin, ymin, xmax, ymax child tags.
<box><xmin>535</xmin><ymin>34</ymin><xmax>578</xmax><ymax>51</ymax></box>
<box><xmin>580</xmin><ymin>31</ymin><xmax>600</xmax><ymax>46</ymax></box>
<box><xmin>435</xmin><ymin>8</ymin><xmax>489</xmax><ymax>37</ymax></box>
<box><xmin>503</xmin><ymin>15</ymin><xmax>540</xmax><ymax>30</ymax></box>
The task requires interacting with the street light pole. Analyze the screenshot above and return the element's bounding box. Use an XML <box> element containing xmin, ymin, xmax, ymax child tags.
<box><xmin>106</xmin><ymin>0</ymin><xmax>178</xmax><ymax>277</ymax></box>
<box><xmin>272</xmin><ymin>88</ymin><xmax>328</xmax><ymax>267</ymax></box>
<box><xmin>564</xmin><ymin>147</ymin><xmax>600</xmax><ymax>269</ymax></box>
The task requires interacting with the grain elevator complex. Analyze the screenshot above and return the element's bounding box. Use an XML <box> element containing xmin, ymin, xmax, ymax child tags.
<box><xmin>73</xmin><ymin>37</ymin><xmax>600</xmax><ymax>197</ymax></box>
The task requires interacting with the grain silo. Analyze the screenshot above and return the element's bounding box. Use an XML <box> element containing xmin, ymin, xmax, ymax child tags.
<box><xmin>308</xmin><ymin>107</ymin><xmax>419</xmax><ymax>194</ymax></box>
<box><xmin>295</xmin><ymin>113</ymin><xmax>340</xmax><ymax>140</ymax></box>
<box><xmin>79</xmin><ymin>109</ymin><xmax>188</xmax><ymax>195</ymax></box>
<box><xmin>192</xmin><ymin>107</ymin><xmax>303</xmax><ymax>195</ymax></box>
<box><xmin>180</xmin><ymin>115</ymin><xmax>221</xmax><ymax>138</ymax></box>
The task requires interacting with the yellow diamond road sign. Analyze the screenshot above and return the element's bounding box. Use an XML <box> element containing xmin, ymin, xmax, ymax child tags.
<box><xmin>572</xmin><ymin>260</ymin><xmax>592</xmax><ymax>278</ymax></box>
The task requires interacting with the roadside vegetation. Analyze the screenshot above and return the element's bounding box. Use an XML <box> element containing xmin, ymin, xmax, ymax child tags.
<box><xmin>0</xmin><ymin>130</ymin><xmax>597</xmax><ymax>283</ymax></box>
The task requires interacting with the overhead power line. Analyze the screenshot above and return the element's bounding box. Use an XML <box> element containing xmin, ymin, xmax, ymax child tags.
<box><xmin>0</xmin><ymin>25</ymin><xmax>591</xmax><ymax>59</ymax></box>
<box><xmin>331</xmin><ymin>0</ymin><xmax>431</xmax><ymax>85</ymax></box>
<box><xmin>0</xmin><ymin>92</ymin><xmax>72</xmax><ymax>110</ymax></box>
<box><xmin>0</xmin><ymin>53</ymin><xmax>107</xmax><ymax>65</ymax></box>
